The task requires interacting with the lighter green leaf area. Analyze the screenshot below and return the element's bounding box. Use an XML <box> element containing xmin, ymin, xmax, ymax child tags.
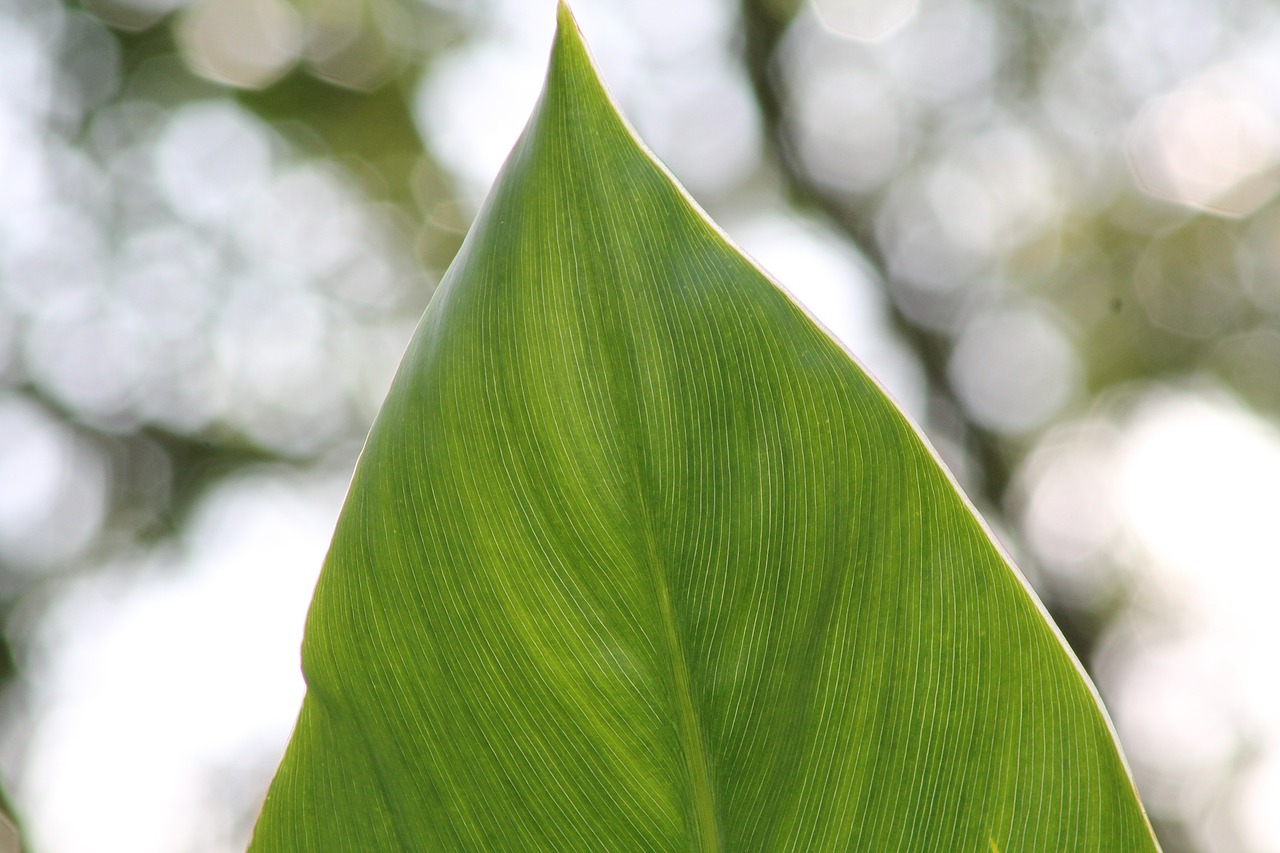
<box><xmin>249</xmin><ymin>4</ymin><xmax>1161</xmax><ymax>851</ymax></box>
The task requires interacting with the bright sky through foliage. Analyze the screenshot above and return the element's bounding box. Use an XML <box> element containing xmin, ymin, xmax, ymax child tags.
<box><xmin>22</xmin><ymin>475</ymin><xmax>340</xmax><ymax>853</ymax></box>
<box><xmin>1113</xmin><ymin>393</ymin><xmax>1280</xmax><ymax>853</ymax></box>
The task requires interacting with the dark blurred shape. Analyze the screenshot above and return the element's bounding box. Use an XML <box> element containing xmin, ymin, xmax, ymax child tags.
<box><xmin>0</xmin><ymin>808</ymin><xmax>20</xmax><ymax>853</ymax></box>
<box><xmin>1211</xmin><ymin>329</ymin><xmax>1280</xmax><ymax>413</ymax></box>
<box><xmin>1134</xmin><ymin>219</ymin><xmax>1246</xmax><ymax>339</ymax></box>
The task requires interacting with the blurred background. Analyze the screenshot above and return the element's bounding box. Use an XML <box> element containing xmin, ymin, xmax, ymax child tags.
<box><xmin>0</xmin><ymin>0</ymin><xmax>1277</xmax><ymax>849</ymax></box>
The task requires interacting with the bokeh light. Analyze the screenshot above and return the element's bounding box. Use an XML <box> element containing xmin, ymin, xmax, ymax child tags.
<box><xmin>812</xmin><ymin>0</ymin><xmax>919</xmax><ymax>43</ymax></box>
<box><xmin>1128</xmin><ymin>66</ymin><xmax>1280</xmax><ymax>217</ymax></box>
<box><xmin>175</xmin><ymin>0</ymin><xmax>304</xmax><ymax>90</ymax></box>
<box><xmin>947</xmin><ymin>304</ymin><xmax>1080</xmax><ymax>434</ymax></box>
<box><xmin>18</xmin><ymin>472</ymin><xmax>342</xmax><ymax>853</ymax></box>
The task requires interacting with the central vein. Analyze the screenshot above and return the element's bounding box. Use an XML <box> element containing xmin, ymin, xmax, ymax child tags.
<box><xmin>652</xmin><ymin>558</ymin><xmax>720</xmax><ymax>851</ymax></box>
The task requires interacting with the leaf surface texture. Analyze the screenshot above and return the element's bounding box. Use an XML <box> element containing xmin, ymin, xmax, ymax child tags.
<box><xmin>250</xmin><ymin>6</ymin><xmax>1160</xmax><ymax>850</ymax></box>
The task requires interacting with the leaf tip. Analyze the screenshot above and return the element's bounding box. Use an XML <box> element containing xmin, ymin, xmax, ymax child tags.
<box><xmin>544</xmin><ymin>0</ymin><xmax>615</xmax><ymax>125</ymax></box>
<box><xmin>549</xmin><ymin>0</ymin><xmax>591</xmax><ymax>80</ymax></box>
<box><xmin>555</xmin><ymin>0</ymin><xmax>578</xmax><ymax>36</ymax></box>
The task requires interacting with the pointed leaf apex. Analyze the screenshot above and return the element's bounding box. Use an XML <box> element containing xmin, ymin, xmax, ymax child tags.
<box><xmin>551</xmin><ymin>0</ymin><xmax>594</xmax><ymax>82</ymax></box>
<box><xmin>556</xmin><ymin>1</ymin><xmax>579</xmax><ymax>39</ymax></box>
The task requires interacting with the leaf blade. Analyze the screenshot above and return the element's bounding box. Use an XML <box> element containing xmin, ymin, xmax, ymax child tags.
<box><xmin>250</xmin><ymin>4</ymin><xmax>1160</xmax><ymax>850</ymax></box>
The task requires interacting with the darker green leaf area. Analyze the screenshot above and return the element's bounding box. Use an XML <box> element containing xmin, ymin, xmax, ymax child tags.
<box><xmin>250</xmin><ymin>5</ymin><xmax>1160</xmax><ymax>851</ymax></box>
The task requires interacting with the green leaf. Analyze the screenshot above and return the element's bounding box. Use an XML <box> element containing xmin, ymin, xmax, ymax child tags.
<box><xmin>250</xmin><ymin>4</ymin><xmax>1160</xmax><ymax>850</ymax></box>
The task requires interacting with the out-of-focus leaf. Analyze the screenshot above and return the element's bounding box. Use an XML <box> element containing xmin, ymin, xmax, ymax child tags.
<box><xmin>249</xmin><ymin>4</ymin><xmax>1160</xmax><ymax>850</ymax></box>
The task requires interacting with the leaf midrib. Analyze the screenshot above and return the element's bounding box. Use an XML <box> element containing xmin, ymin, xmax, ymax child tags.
<box><xmin>640</xmin><ymin>516</ymin><xmax>720</xmax><ymax>852</ymax></box>
<box><xmin>602</xmin><ymin>282</ymin><xmax>719</xmax><ymax>848</ymax></box>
